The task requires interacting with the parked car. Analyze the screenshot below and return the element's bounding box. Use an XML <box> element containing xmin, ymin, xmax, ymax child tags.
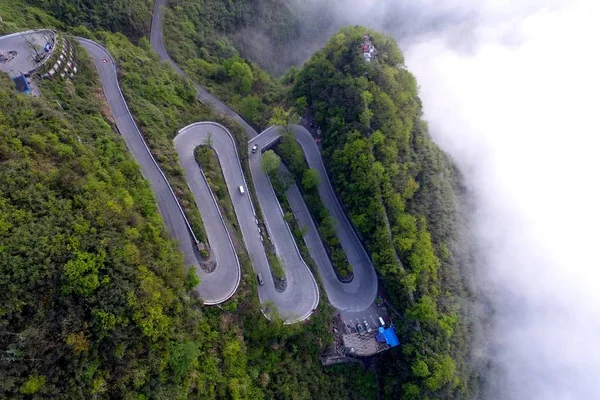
<box><xmin>378</xmin><ymin>316</ymin><xmax>386</xmax><ymax>327</ymax></box>
<box><xmin>356</xmin><ymin>322</ymin><xmax>365</xmax><ymax>335</ymax></box>
<box><xmin>364</xmin><ymin>319</ymin><xmax>372</xmax><ymax>333</ymax></box>
<box><xmin>252</xmin><ymin>144</ymin><xmax>258</xmax><ymax>153</ymax></box>
<box><xmin>257</xmin><ymin>273</ymin><xmax>264</xmax><ymax>285</ymax></box>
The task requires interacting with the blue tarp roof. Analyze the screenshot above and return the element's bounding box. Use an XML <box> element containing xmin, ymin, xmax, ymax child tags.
<box><xmin>13</xmin><ymin>75</ymin><xmax>30</xmax><ymax>93</ymax></box>
<box><xmin>383</xmin><ymin>327</ymin><xmax>400</xmax><ymax>348</ymax></box>
<box><xmin>376</xmin><ymin>332</ymin><xmax>386</xmax><ymax>343</ymax></box>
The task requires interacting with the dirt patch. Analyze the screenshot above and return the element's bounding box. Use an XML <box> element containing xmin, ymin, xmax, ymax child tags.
<box><xmin>200</xmin><ymin>260</ymin><xmax>216</xmax><ymax>273</ymax></box>
<box><xmin>274</xmin><ymin>277</ymin><xmax>287</xmax><ymax>292</ymax></box>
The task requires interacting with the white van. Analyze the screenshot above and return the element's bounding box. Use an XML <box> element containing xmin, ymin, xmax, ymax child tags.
<box><xmin>378</xmin><ymin>317</ymin><xmax>385</xmax><ymax>327</ymax></box>
<box><xmin>239</xmin><ymin>185</ymin><xmax>245</xmax><ymax>194</ymax></box>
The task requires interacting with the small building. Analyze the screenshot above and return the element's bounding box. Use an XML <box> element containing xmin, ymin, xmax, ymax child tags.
<box><xmin>12</xmin><ymin>74</ymin><xmax>30</xmax><ymax>94</ymax></box>
<box><xmin>382</xmin><ymin>327</ymin><xmax>400</xmax><ymax>348</ymax></box>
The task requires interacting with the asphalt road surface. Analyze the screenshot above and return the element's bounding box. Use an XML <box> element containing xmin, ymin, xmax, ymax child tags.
<box><xmin>250</xmin><ymin>127</ymin><xmax>378</xmax><ymax>316</ymax></box>
<box><xmin>0</xmin><ymin>30</ymin><xmax>55</xmax><ymax>76</ymax></box>
<box><xmin>177</xmin><ymin>123</ymin><xmax>319</xmax><ymax>322</ymax></box>
<box><xmin>77</xmin><ymin>38</ymin><xmax>240</xmax><ymax>305</ymax></box>
<box><xmin>149</xmin><ymin>2</ymin><xmax>378</xmax><ymax>317</ymax></box>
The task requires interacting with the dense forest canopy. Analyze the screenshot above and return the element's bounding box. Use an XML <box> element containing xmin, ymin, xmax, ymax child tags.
<box><xmin>0</xmin><ymin>3</ymin><xmax>377</xmax><ymax>399</ymax></box>
<box><xmin>26</xmin><ymin>0</ymin><xmax>153</xmax><ymax>38</ymax></box>
<box><xmin>0</xmin><ymin>1</ymin><xmax>477</xmax><ymax>398</ymax></box>
<box><xmin>291</xmin><ymin>26</ymin><xmax>476</xmax><ymax>398</ymax></box>
<box><xmin>0</xmin><ymin>55</ymin><xmax>216</xmax><ymax>397</ymax></box>
<box><xmin>162</xmin><ymin>0</ymin><xmax>294</xmax><ymax>128</ymax></box>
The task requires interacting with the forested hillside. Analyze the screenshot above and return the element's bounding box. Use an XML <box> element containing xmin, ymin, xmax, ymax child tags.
<box><xmin>161</xmin><ymin>0</ymin><xmax>293</xmax><ymax>128</ymax></box>
<box><xmin>0</xmin><ymin>54</ymin><xmax>221</xmax><ymax>397</ymax></box>
<box><xmin>25</xmin><ymin>0</ymin><xmax>153</xmax><ymax>38</ymax></box>
<box><xmin>0</xmin><ymin>0</ymin><xmax>477</xmax><ymax>398</ymax></box>
<box><xmin>291</xmin><ymin>27</ymin><xmax>476</xmax><ymax>398</ymax></box>
<box><xmin>0</xmin><ymin>4</ymin><xmax>376</xmax><ymax>399</ymax></box>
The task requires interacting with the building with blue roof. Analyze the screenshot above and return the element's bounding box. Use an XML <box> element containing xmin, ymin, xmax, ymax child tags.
<box><xmin>13</xmin><ymin>74</ymin><xmax>30</xmax><ymax>93</ymax></box>
<box><xmin>382</xmin><ymin>327</ymin><xmax>400</xmax><ymax>348</ymax></box>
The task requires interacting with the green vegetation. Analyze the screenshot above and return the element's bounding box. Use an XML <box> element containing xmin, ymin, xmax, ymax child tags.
<box><xmin>0</xmin><ymin>0</ymin><xmax>62</xmax><ymax>34</ymax></box>
<box><xmin>267</xmin><ymin>253</ymin><xmax>286</xmax><ymax>282</ymax></box>
<box><xmin>292</xmin><ymin>26</ymin><xmax>475</xmax><ymax>398</ymax></box>
<box><xmin>26</xmin><ymin>0</ymin><xmax>153</xmax><ymax>39</ymax></box>
<box><xmin>195</xmin><ymin>145</ymin><xmax>239</xmax><ymax>234</ymax></box>
<box><xmin>161</xmin><ymin>0</ymin><xmax>288</xmax><ymax>128</ymax></box>
<box><xmin>274</xmin><ymin>132</ymin><xmax>353</xmax><ymax>279</ymax></box>
<box><xmin>0</xmin><ymin>53</ymin><xmax>222</xmax><ymax>398</ymax></box>
<box><xmin>0</xmin><ymin>33</ymin><xmax>376</xmax><ymax>400</ymax></box>
<box><xmin>1</xmin><ymin>0</ymin><xmax>474</xmax><ymax>397</ymax></box>
<box><xmin>260</xmin><ymin>149</ymin><xmax>281</xmax><ymax>174</ymax></box>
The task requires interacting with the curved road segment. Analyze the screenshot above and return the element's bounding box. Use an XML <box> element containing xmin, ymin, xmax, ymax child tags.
<box><xmin>150</xmin><ymin>0</ymin><xmax>377</xmax><ymax>316</ymax></box>
<box><xmin>77</xmin><ymin>38</ymin><xmax>240</xmax><ymax>305</ymax></box>
<box><xmin>4</xmin><ymin>12</ymin><xmax>379</xmax><ymax>321</ymax></box>
<box><xmin>176</xmin><ymin>123</ymin><xmax>319</xmax><ymax>322</ymax></box>
<box><xmin>250</xmin><ymin>127</ymin><xmax>378</xmax><ymax>312</ymax></box>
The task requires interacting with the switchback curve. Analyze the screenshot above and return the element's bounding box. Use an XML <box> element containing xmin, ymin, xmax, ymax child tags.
<box><xmin>149</xmin><ymin>1</ymin><xmax>378</xmax><ymax>315</ymax></box>
<box><xmin>77</xmin><ymin>38</ymin><xmax>240</xmax><ymax>305</ymax></box>
<box><xmin>175</xmin><ymin>123</ymin><xmax>319</xmax><ymax>322</ymax></box>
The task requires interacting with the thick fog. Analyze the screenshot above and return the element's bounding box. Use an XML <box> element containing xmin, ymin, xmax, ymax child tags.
<box><xmin>403</xmin><ymin>1</ymin><xmax>600</xmax><ymax>398</ymax></box>
<box><xmin>277</xmin><ymin>0</ymin><xmax>600</xmax><ymax>398</ymax></box>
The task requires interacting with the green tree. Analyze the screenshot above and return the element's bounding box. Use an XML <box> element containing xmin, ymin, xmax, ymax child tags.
<box><xmin>279</xmin><ymin>132</ymin><xmax>305</xmax><ymax>178</ymax></box>
<box><xmin>62</xmin><ymin>251</ymin><xmax>106</xmax><ymax>297</ymax></box>
<box><xmin>424</xmin><ymin>355</ymin><xmax>457</xmax><ymax>392</ymax></box>
<box><xmin>302</xmin><ymin>168</ymin><xmax>321</xmax><ymax>191</ymax></box>
<box><xmin>238</xmin><ymin>94</ymin><xmax>260</xmax><ymax>123</ymax></box>
<box><xmin>185</xmin><ymin>267</ymin><xmax>200</xmax><ymax>291</ymax></box>
<box><xmin>295</xmin><ymin>95</ymin><xmax>308</xmax><ymax>114</ymax></box>
<box><xmin>169</xmin><ymin>341</ymin><xmax>201</xmax><ymax>381</ymax></box>
<box><xmin>412</xmin><ymin>360</ymin><xmax>431</xmax><ymax>378</ymax></box>
<box><xmin>269</xmin><ymin>106</ymin><xmax>298</xmax><ymax>130</ymax></box>
<box><xmin>20</xmin><ymin>375</ymin><xmax>45</xmax><ymax>394</ymax></box>
<box><xmin>228</xmin><ymin>61</ymin><xmax>254</xmax><ymax>94</ymax></box>
<box><xmin>402</xmin><ymin>383</ymin><xmax>420</xmax><ymax>399</ymax></box>
<box><xmin>261</xmin><ymin>150</ymin><xmax>281</xmax><ymax>174</ymax></box>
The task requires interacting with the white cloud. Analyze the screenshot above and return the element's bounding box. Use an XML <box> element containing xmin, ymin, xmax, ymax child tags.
<box><xmin>404</xmin><ymin>1</ymin><xmax>600</xmax><ymax>398</ymax></box>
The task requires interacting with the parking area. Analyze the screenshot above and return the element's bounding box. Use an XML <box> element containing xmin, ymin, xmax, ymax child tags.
<box><xmin>0</xmin><ymin>30</ymin><xmax>56</xmax><ymax>77</ymax></box>
<box><xmin>341</xmin><ymin>301</ymin><xmax>388</xmax><ymax>335</ymax></box>
<box><xmin>330</xmin><ymin>301</ymin><xmax>397</xmax><ymax>357</ymax></box>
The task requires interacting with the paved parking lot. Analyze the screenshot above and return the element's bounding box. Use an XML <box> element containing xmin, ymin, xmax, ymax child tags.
<box><xmin>0</xmin><ymin>30</ymin><xmax>55</xmax><ymax>76</ymax></box>
<box><xmin>338</xmin><ymin>303</ymin><xmax>393</xmax><ymax>357</ymax></box>
<box><xmin>341</xmin><ymin>302</ymin><xmax>388</xmax><ymax>335</ymax></box>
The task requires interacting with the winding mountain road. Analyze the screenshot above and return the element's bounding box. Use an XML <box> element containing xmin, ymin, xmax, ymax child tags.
<box><xmin>77</xmin><ymin>38</ymin><xmax>240</xmax><ymax>305</ymax></box>
<box><xmin>149</xmin><ymin>0</ymin><xmax>377</xmax><ymax>317</ymax></box>
<box><xmin>112</xmin><ymin>0</ymin><xmax>381</xmax><ymax>320</ymax></box>
<box><xmin>1</xmin><ymin>9</ymin><xmax>379</xmax><ymax>323</ymax></box>
<box><xmin>150</xmin><ymin>0</ymin><xmax>258</xmax><ymax>137</ymax></box>
<box><xmin>251</xmin><ymin>127</ymin><xmax>378</xmax><ymax>313</ymax></box>
<box><xmin>177</xmin><ymin>123</ymin><xmax>319</xmax><ymax>322</ymax></box>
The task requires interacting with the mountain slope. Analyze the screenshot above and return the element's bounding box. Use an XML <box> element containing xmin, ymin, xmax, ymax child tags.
<box><xmin>292</xmin><ymin>26</ymin><xmax>476</xmax><ymax>398</ymax></box>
